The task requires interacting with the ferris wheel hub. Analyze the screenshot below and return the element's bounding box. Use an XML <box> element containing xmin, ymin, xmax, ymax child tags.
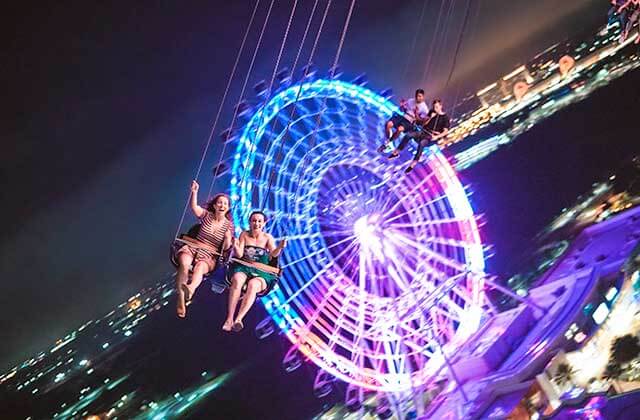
<box><xmin>354</xmin><ymin>214</ymin><xmax>381</xmax><ymax>243</ymax></box>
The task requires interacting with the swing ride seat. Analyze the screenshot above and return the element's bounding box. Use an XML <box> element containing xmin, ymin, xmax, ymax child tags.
<box><xmin>170</xmin><ymin>224</ymin><xmax>283</xmax><ymax>295</ymax></box>
<box><xmin>227</xmin><ymin>253</ymin><xmax>282</xmax><ymax>297</ymax></box>
<box><xmin>169</xmin><ymin>223</ymin><xmax>230</xmax><ymax>293</ymax></box>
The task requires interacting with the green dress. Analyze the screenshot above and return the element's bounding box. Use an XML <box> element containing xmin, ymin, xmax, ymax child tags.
<box><xmin>229</xmin><ymin>245</ymin><xmax>278</xmax><ymax>296</ymax></box>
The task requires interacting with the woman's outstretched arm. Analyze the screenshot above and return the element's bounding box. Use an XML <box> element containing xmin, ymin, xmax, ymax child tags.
<box><xmin>190</xmin><ymin>180</ymin><xmax>206</xmax><ymax>218</ymax></box>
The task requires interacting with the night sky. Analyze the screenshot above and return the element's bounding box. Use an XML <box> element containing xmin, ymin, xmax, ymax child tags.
<box><xmin>0</xmin><ymin>0</ymin><xmax>630</xmax><ymax>373</ymax></box>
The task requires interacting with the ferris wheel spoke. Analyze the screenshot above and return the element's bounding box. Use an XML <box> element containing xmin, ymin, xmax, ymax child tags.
<box><xmin>279</xmin><ymin>229</ymin><xmax>358</xmax><ymax>243</ymax></box>
<box><xmin>288</xmin><ymin>282</ymin><xmax>345</xmax><ymax>344</ymax></box>
<box><xmin>383</xmin><ymin>334</ymin><xmax>406</xmax><ymax>379</ymax></box>
<box><xmin>450</xmin><ymin>283</ymin><xmax>476</xmax><ymax>305</ymax></box>
<box><xmin>383</xmin><ymin>192</ymin><xmax>451</xmax><ymax>225</ymax></box>
<box><xmin>412</xmin><ymin>272</ymin><xmax>473</xmax><ymax>325</ymax></box>
<box><xmin>424</xmin><ymin>236</ymin><xmax>482</xmax><ymax>249</ymax></box>
<box><xmin>393</xmin><ymin>311</ymin><xmax>440</xmax><ymax>352</ymax></box>
<box><xmin>387</xmin><ymin>215</ymin><xmax>475</xmax><ymax>229</ymax></box>
<box><xmin>384</xmin><ymin>261</ymin><xmax>416</xmax><ymax>293</ymax></box>
<box><xmin>382</xmin><ymin>246</ymin><xmax>450</xmax><ymax>296</ymax></box>
<box><xmin>273</xmin><ymin>207</ymin><xmax>319</xmax><ymax>224</ymax></box>
<box><xmin>282</xmin><ymin>233</ymin><xmax>357</xmax><ymax>268</ymax></box>
<box><xmin>428</xmin><ymin>301</ymin><xmax>463</xmax><ymax>322</ymax></box>
<box><xmin>429</xmin><ymin>306</ymin><xmax>455</xmax><ymax>342</ymax></box>
<box><xmin>328</xmin><ymin>242</ymin><xmax>363</xmax><ymax>287</ymax></box>
<box><xmin>274</xmin><ymin>240</ymin><xmax>360</xmax><ymax>313</ymax></box>
<box><xmin>347</xmin><ymin>249</ymin><xmax>369</xmax><ymax>375</ymax></box>
<box><xmin>326</xmin><ymin>295</ymin><xmax>358</xmax><ymax>353</ymax></box>
<box><xmin>386</xmin><ymin>231</ymin><xmax>468</xmax><ymax>273</ymax></box>
<box><xmin>386</xmin><ymin>318</ymin><xmax>440</xmax><ymax>356</ymax></box>
<box><xmin>384</xmin><ymin>251</ymin><xmax>456</xmax><ymax>293</ymax></box>
<box><xmin>303</xmin><ymin>296</ymin><xmax>380</xmax><ymax>354</ymax></box>
<box><xmin>380</xmin><ymin>171</ymin><xmax>438</xmax><ymax>218</ymax></box>
<box><xmin>275</xmin><ymin>230</ymin><xmax>322</xmax><ymax>242</ymax></box>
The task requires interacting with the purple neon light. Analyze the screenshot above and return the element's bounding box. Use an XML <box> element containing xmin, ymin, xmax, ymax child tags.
<box><xmin>230</xmin><ymin>79</ymin><xmax>486</xmax><ymax>392</ymax></box>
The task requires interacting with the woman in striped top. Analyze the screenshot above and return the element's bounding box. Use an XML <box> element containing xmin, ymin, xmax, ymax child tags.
<box><xmin>175</xmin><ymin>180</ymin><xmax>234</xmax><ymax>318</ymax></box>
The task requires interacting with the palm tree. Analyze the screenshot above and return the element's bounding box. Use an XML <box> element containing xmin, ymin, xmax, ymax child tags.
<box><xmin>611</xmin><ymin>334</ymin><xmax>640</xmax><ymax>365</ymax></box>
<box><xmin>553</xmin><ymin>363</ymin><xmax>576</xmax><ymax>386</ymax></box>
<box><xmin>602</xmin><ymin>362</ymin><xmax>622</xmax><ymax>380</ymax></box>
<box><xmin>602</xmin><ymin>362</ymin><xmax>623</xmax><ymax>392</ymax></box>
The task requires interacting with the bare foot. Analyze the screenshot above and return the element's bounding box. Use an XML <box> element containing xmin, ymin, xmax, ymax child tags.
<box><xmin>621</xmin><ymin>32</ymin><xmax>628</xmax><ymax>43</ymax></box>
<box><xmin>222</xmin><ymin>319</ymin><xmax>233</xmax><ymax>332</ymax></box>
<box><xmin>176</xmin><ymin>288</ymin><xmax>186</xmax><ymax>318</ymax></box>
<box><xmin>181</xmin><ymin>284</ymin><xmax>192</xmax><ymax>307</ymax></box>
<box><xmin>388</xmin><ymin>150</ymin><xmax>400</xmax><ymax>160</ymax></box>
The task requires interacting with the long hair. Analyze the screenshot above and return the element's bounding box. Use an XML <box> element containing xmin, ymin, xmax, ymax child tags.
<box><xmin>206</xmin><ymin>193</ymin><xmax>234</xmax><ymax>224</ymax></box>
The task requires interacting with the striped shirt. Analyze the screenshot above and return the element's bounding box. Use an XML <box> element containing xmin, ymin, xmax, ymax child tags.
<box><xmin>196</xmin><ymin>210</ymin><xmax>231</xmax><ymax>252</ymax></box>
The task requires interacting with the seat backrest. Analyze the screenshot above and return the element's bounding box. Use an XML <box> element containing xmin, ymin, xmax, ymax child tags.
<box><xmin>268</xmin><ymin>255</ymin><xmax>279</xmax><ymax>268</ymax></box>
<box><xmin>186</xmin><ymin>223</ymin><xmax>201</xmax><ymax>239</ymax></box>
<box><xmin>170</xmin><ymin>224</ymin><xmax>203</xmax><ymax>269</ymax></box>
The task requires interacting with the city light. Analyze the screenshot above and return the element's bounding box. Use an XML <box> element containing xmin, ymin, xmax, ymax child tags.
<box><xmin>592</xmin><ymin>303</ymin><xmax>610</xmax><ymax>325</ymax></box>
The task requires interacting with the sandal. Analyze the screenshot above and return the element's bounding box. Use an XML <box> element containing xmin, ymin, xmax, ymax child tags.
<box><xmin>405</xmin><ymin>161</ymin><xmax>417</xmax><ymax>174</ymax></box>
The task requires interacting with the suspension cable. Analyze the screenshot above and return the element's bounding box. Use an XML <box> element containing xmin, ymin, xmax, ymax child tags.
<box><xmin>213</xmin><ymin>0</ymin><xmax>301</xmax><ymax>205</ymax></box>
<box><xmin>258</xmin><ymin>0</ymin><xmax>335</xmax><ymax>213</ymax></box>
<box><xmin>283</xmin><ymin>0</ymin><xmax>358</xmax><ymax>223</ymax></box>
<box><xmin>173</xmin><ymin>0</ymin><xmax>262</xmax><ymax>239</ymax></box>
<box><xmin>401</xmin><ymin>0</ymin><xmax>429</xmax><ymax>82</ymax></box>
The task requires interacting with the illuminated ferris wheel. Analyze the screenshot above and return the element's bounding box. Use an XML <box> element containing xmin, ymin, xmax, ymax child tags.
<box><xmin>227</xmin><ymin>76</ymin><xmax>488</xmax><ymax>403</ymax></box>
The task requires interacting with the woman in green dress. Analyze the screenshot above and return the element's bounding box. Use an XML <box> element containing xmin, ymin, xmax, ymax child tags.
<box><xmin>224</xmin><ymin>211</ymin><xmax>286</xmax><ymax>332</ymax></box>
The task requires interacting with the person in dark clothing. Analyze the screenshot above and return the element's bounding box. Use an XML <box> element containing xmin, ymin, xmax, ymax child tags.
<box><xmin>388</xmin><ymin>99</ymin><xmax>450</xmax><ymax>173</ymax></box>
<box><xmin>378</xmin><ymin>89</ymin><xmax>430</xmax><ymax>152</ymax></box>
<box><xmin>618</xmin><ymin>0</ymin><xmax>640</xmax><ymax>43</ymax></box>
<box><xmin>609</xmin><ymin>0</ymin><xmax>629</xmax><ymax>29</ymax></box>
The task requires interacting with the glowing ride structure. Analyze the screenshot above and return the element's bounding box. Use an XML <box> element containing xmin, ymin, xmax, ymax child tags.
<box><xmin>228</xmin><ymin>78</ymin><xmax>488</xmax><ymax>394</ymax></box>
